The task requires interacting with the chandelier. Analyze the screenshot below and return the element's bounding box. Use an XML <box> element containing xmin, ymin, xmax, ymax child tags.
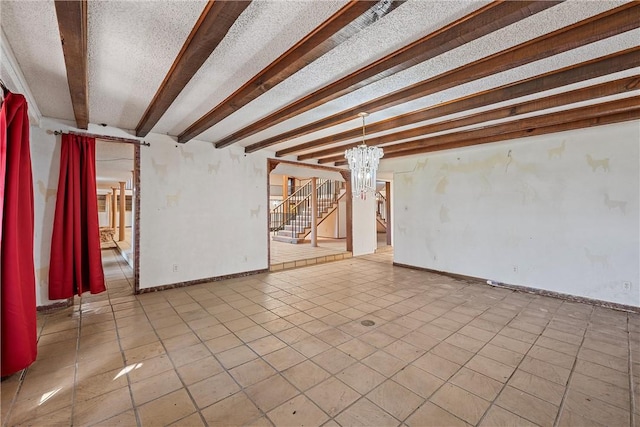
<box><xmin>345</xmin><ymin>113</ymin><xmax>384</xmax><ymax>199</ymax></box>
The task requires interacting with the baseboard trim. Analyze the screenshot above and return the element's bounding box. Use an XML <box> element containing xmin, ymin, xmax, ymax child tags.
<box><xmin>136</xmin><ymin>268</ymin><xmax>268</xmax><ymax>294</ymax></box>
<box><xmin>37</xmin><ymin>298</ymin><xmax>73</xmax><ymax>312</ymax></box>
<box><xmin>393</xmin><ymin>262</ymin><xmax>640</xmax><ymax>314</ymax></box>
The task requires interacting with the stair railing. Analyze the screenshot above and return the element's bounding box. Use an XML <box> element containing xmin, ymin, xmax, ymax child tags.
<box><xmin>271</xmin><ymin>179</ymin><xmax>343</xmax><ymax>239</ymax></box>
<box><xmin>316</xmin><ymin>179</ymin><xmax>340</xmax><ymax>217</ymax></box>
<box><xmin>285</xmin><ymin>179</ymin><xmax>332</xmax><ymax>237</ymax></box>
<box><xmin>270</xmin><ymin>180</ymin><xmax>312</xmax><ymax>234</ymax></box>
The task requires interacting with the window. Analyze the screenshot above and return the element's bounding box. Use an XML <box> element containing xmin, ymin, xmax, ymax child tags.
<box><xmin>97</xmin><ymin>195</ymin><xmax>106</xmax><ymax>212</ymax></box>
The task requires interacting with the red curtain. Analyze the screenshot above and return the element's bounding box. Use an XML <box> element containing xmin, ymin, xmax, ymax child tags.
<box><xmin>0</xmin><ymin>94</ymin><xmax>6</xmax><ymax>236</ymax></box>
<box><xmin>49</xmin><ymin>134</ymin><xmax>105</xmax><ymax>299</ymax></box>
<box><xmin>1</xmin><ymin>92</ymin><xmax>37</xmax><ymax>377</ymax></box>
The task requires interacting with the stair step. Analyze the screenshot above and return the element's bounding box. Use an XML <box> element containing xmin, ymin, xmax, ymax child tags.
<box><xmin>278</xmin><ymin>228</ymin><xmax>309</xmax><ymax>237</ymax></box>
<box><xmin>272</xmin><ymin>235</ymin><xmax>305</xmax><ymax>244</ymax></box>
<box><xmin>285</xmin><ymin>223</ymin><xmax>310</xmax><ymax>230</ymax></box>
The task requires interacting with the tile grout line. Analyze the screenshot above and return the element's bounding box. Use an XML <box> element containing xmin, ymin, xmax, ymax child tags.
<box><xmin>147</xmin><ymin>269</ymin><xmax>410</xmax><ymax>425</ymax></box>
<box><xmin>110</xmin><ymin>247</ymin><xmax>144</xmax><ymax>427</ymax></box>
<box><xmin>1</xmin><ymin>355</ymin><xmax>29</xmax><ymax>427</ymax></box>
<box><xmin>17</xmin><ymin>251</ymin><xmax>639</xmax><ymax>426</ymax></box>
<box><xmin>137</xmin><ymin>275</ymin><xmax>321</xmax><ymax>425</ymax></box>
<box><xmin>135</xmin><ymin>291</ymin><xmax>211</xmax><ymax>426</ymax></box>
<box><xmin>396</xmin><ymin>284</ymin><xmax>550</xmax><ymax>424</ymax></box>
<box><xmin>288</xmin><ymin>283</ymin><xmax>436</xmax><ymax>426</ymax></box>
<box><xmin>551</xmin><ymin>304</ymin><xmax>594</xmax><ymax>427</ymax></box>
<box><xmin>194</xmin><ymin>281</ymin><xmax>340</xmax><ymax>426</ymax></box>
<box><xmin>628</xmin><ymin>314</ymin><xmax>636</xmax><ymax>427</ymax></box>
<box><xmin>397</xmin><ymin>290</ymin><xmax>496</xmax><ymax>426</ymax></box>
<box><xmin>69</xmin><ymin>290</ymin><xmax>84</xmax><ymax>426</ymax></box>
<box><xmin>464</xmin><ymin>293</ymin><xmax>558</xmax><ymax>427</ymax></box>
<box><xmin>192</xmin><ymin>284</ymin><xmax>304</xmax><ymax>426</ymax></box>
<box><xmin>337</xmin><ymin>291</ymin><xmax>483</xmax><ymax>426</ymax></box>
<box><xmin>80</xmin><ymin>248</ymin><xmax>140</xmax><ymax>425</ymax></box>
<box><xmin>2</xmin><ymin>305</ymin><xmax>52</xmax><ymax>426</ymax></box>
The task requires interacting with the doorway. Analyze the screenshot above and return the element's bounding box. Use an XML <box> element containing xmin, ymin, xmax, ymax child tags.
<box><xmin>94</xmin><ymin>139</ymin><xmax>139</xmax><ymax>294</ymax></box>
<box><xmin>267</xmin><ymin>159</ymin><xmax>353</xmax><ymax>270</ymax></box>
<box><xmin>376</xmin><ymin>180</ymin><xmax>392</xmax><ymax>250</ymax></box>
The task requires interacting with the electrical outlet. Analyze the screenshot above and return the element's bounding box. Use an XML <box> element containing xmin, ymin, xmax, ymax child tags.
<box><xmin>623</xmin><ymin>281</ymin><xmax>631</xmax><ymax>291</ymax></box>
<box><xmin>172</xmin><ymin>264</ymin><xmax>179</xmax><ymax>273</ymax></box>
<box><xmin>513</xmin><ymin>265</ymin><xmax>518</xmax><ymax>273</ymax></box>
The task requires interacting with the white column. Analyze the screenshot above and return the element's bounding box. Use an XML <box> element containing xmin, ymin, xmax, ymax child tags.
<box><xmin>111</xmin><ymin>188</ymin><xmax>117</xmax><ymax>229</ymax></box>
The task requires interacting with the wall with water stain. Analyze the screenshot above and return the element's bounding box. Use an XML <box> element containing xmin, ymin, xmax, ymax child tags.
<box><xmin>386</xmin><ymin>120</ymin><xmax>639</xmax><ymax>307</ymax></box>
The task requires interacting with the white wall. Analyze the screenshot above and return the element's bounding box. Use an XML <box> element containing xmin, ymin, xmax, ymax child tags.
<box><xmin>386</xmin><ymin>121</ymin><xmax>640</xmax><ymax>307</ymax></box>
<box><xmin>31</xmin><ymin>123</ymin><xmax>60</xmax><ymax>306</ymax></box>
<box><xmin>139</xmin><ymin>134</ymin><xmax>269</xmax><ymax>289</ymax></box>
<box><xmin>30</xmin><ymin>119</ymin><xmax>269</xmax><ymax>304</ymax></box>
<box><xmin>317</xmin><ymin>194</ymin><xmax>347</xmax><ymax>239</ymax></box>
<box><xmin>352</xmin><ymin>195</ymin><xmax>377</xmax><ymax>256</ymax></box>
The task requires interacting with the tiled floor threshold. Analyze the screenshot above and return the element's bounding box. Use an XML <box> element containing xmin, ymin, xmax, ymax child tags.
<box><xmin>1</xmin><ymin>249</ymin><xmax>638</xmax><ymax>426</ymax></box>
<box><xmin>270</xmin><ymin>252</ymin><xmax>352</xmax><ymax>272</ymax></box>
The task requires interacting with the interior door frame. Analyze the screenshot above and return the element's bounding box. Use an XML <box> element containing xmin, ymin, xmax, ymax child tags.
<box><xmin>266</xmin><ymin>158</ymin><xmax>352</xmax><ymax>267</ymax></box>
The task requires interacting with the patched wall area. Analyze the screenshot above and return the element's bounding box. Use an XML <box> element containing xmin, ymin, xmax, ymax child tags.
<box><xmin>389</xmin><ymin>121</ymin><xmax>639</xmax><ymax>307</ymax></box>
<box><xmin>139</xmin><ymin>135</ymin><xmax>269</xmax><ymax>290</ymax></box>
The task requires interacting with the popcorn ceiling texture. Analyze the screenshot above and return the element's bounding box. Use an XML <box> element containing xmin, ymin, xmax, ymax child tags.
<box><xmin>218</xmin><ymin>0</ymin><xmax>632</xmax><ymax>149</ymax></box>
<box><xmin>155</xmin><ymin>0</ymin><xmax>347</xmax><ymax>136</ymax></box>
<box><xmin>87</xmin><ymin>0</ymin><xmax>207</xmax><ymax>130</ymax></box>
<box><xmin>0</xmin><ymin>1</ymin><xmax>74</xmax><ymax>120</ymax></box>
<box><xmin>0</xmin><ymin>0</ymin><xmax>634</xmax><ymax>155</ymax></box>
<box><xmin>193</xmin><ymin>1</ymin><xmax>489</xmax><ymax>143</ymax></box>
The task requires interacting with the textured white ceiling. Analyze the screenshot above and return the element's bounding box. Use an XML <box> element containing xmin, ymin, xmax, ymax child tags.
<box><xmin>154</xmin><ymin>0</ymin><xmax>348</xmax><ymax>135</ymax></box>
<box><xmin>221</xmin><ymin>0</ymin><xmax>631</xmax><ymax>148</ymax></box>
<box><xmin>0</xmin><ymin>0</ymin><xmax>636</xmax><ymax>169</ymax></box>
<box><xmin>193</xmin><ymin>0</ymin><xmax>491</xmax><ymax>142</ymax></box>
<box><xmin>0</xmin><ymin>0</ymin><xmax>74</xmax><ymax>121</ymax></box>
<box><xmin>87</xmin><ymin>0</ymin><xmax>207</xmax><ymax>130</ymax></box>
<box><xmin>272</xmin><ymin>29</ymin><xmax>640</xmax><ymax>154</ymax></box>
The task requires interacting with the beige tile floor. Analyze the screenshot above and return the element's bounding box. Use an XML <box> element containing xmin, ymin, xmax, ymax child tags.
<box><xmin>270</xmin><ymin>237</ymin><xmax>349</xmax><ymax>268</ymax></box>
<box><xmin>2</xmin><ymin>248</ymin><xmax>638</xmax><ymax>427</ymax></box>
<box><xmin>269</xmin><ymin>233</ymin><xmax>389</xmax><ymax>270</ymax></box>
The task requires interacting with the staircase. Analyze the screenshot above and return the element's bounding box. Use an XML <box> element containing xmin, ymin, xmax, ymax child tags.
<box><xmin>271</xmin><ymin>179</ymin><xmax>343</xmax><ymax>244</ymax></box>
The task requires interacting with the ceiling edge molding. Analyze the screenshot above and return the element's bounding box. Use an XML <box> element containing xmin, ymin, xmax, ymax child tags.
<box><xmin>1</xmin><ymin>29</ymin><xmax>43</xmax><ymax>125</ymax></box>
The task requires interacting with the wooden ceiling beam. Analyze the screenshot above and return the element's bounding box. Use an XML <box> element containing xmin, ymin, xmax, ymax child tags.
<box><xmin>54</xmin><ymin>0</ymin><xmax>89</xmax><ymax>129</ymax></box>
<box><xmin>177</xmin><ymin>0</ymin><xmax>404</xmax><ymax>144</ymax></box>
<box><xmin>247</xmin><ymin>2</ymin><xmax>640</xmax><ymax>154</ymax></box>
<box><xmin>280</xmin><ymin>47</ymin><xmax>640</xmax><ymax>158</ymax></box>
<box><xmin>136</xmin><ymin>1</ymin><xmax>251</xmax><ymax>137</ymax></box>
<box><xmin>368</xmin><ymin>108</ymin><xmax>640</xmax><ymax>162</ymax></box>
<box><xmin>234</xmin><ymin>0</ymin><xmax>560</xmax><ymax>151</ymax></box>
<box><xmin>300</xmin><ymin>75</ymin><xmax>639</xmax><ymax>161</ymax></box>
<box><xmin>321</xmin><ymin>97</ymin><xmax>640</xmax><ymax>163</ymax></box>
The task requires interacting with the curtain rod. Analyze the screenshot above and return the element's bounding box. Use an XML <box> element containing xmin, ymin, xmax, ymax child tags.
<box><xmin>52</xmin><ymin>130</ymin><xmax>150</xmax><ymax>147</ymax></box>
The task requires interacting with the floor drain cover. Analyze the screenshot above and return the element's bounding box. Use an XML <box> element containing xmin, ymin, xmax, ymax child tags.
<box><xmin>361</xmin><ymin>320</ymin><xmax>375</xmax><ymax>327</ymax></box>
